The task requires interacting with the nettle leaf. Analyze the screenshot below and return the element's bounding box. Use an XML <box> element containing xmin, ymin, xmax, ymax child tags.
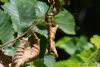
<box><xmin>3</xmin><ymin>0</ymin><xmax>37</xmax><ymax>34</ymax></box>
<box><xmin>0</xmin><ymin>10</ymin><xmax>14</xmax><ymax>44</ymax></box>
<box><xmin>56</xmin><ymin>37</ymin><xmax>77</xmax><ymax>55</ymax></box>
<box><xmin>54</xmin><ymin>9</ymin><xmax>76</xmax><ymax>35</ymax></box>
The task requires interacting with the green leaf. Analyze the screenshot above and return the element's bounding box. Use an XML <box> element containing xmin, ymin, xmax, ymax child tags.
<box><xmin>0</xmin><ymin>10</ymin><xmax>14</xmax><ymax>44</ymax></box>
<box><xmin>82</xmin><ymin>63</ymin><xmax>97</xmax><ymax>67</ymax></box>
<box><xmin>32</xmin><ymin>1</ymin><xmax>48</xmax><ymax>37</ymax></box>
<box><xmin>35</xmin><ymin>1</ymin><xmax>49</xmax><ymax>18</ymax></box>
<box><xmin>77</xmin><ymin>50</ymin><xmax>93</xmax><ymax>62</ymax></box>
<box><xmin>3</xmin><ymin>0</ymin><xmax>37</xmax><ymax>34</ymax></box>
<box><xmin>76</xmin><ymin>36</ymin><xmax>93</xmax><ymax>51</ymax></box>
<box><xmin>33</xmin><ymin>60</ymin><xmax>46</xmax><ymax>67</ymax></box>
<box><xmin>56</xmin><ymin>37</ymin><xmax>77</xmax><ymax>55</ymax></box>
<box><xmin>59</xmin><ymin>0</ymin><xmax>70</xmax><ymax>5</ymax></box>
<box><xmin>32</xmin><ymin>25</ymin><xmax>47</xmax><ymax>38</ymax></box>
<box><xmin>44</xmin><ymin>55</ymin><xmax>56</xmax><ymax>67</ymax></box>
<box><xmin>0</xmin><ymin>0</ymin><xmax>8</xmax><ymax>3</ymax></box>
<box><xmin>54</xmin><ymin>10</ymin><xmax>76</xmax><ymax>35</ymax></box>
<box><xmin>3</xmin><ymin>0</ymin><xmax>21</xmax><ymax>33</ymax></box>
<box><xmin>54</xmin><ymin>58</ymin><xmax>82</xmax><ymax>67</ymax></box>
<box><xmin>90</xmin><ymin>35</ymin><xmax>100</xmax><ymax>49</ymax></box>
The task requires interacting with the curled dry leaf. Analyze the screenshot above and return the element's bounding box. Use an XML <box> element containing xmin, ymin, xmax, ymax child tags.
<box><xmin>12</xmin><ymin>33</ymin><xmax>40</xmax><ymax>67</ymax></box>
<box><xmin>0</xmin><ymin>50</ymin><xmax>12</xmax><ymax>67</ymax></box>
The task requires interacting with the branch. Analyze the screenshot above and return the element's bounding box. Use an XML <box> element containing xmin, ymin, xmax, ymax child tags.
<box><xmin>0</xmin><ymin>22</ymin><xmax>37</xmax><ymax>48</ymax></box>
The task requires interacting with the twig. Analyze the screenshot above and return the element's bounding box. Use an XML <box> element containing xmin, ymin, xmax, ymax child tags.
<box><xmin>0</xmin><ymin>21</ymin><xmax>37</xmax><ymax>48</ymax></box>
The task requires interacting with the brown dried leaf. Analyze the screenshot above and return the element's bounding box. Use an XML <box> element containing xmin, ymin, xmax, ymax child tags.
<box><xmin>0</xmin><ymin>50</ymin><xmax>12</xmax><ymax>67</ymax></box>
<box><xmin>12</xmin><ymin>33</ymin><xmax>40</xmax><ymax>67</ymax></box>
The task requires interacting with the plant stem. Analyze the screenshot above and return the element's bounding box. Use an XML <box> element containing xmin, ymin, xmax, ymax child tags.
<box><xmin>0</xmin><ymin>21</ymin><xmax>37</xmax><ymax>49</ymax></box>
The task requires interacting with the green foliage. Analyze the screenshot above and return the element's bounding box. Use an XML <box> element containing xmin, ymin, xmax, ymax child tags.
<box><xmin>0</xmin><ymin>0</ymin><xmax>8</xmax><ymax>3</ymax></box>
<box><xmin>55</xmin><ymin>36</ymin><xmax>97</xmax><ymax>67</ymax></box>
<box><xmin>0</xmin><ymin>10</ymin><xmax>14</xmax><ymax>44</ymax></box>
<box><xmin>44</xmin><ymin>55</ymin><xmax>56</xmax><ymax>67</ymax></box>
<box><xmin>54</xmin><ymin>10</ymin><xmax>76</xmax><ymax>34</ymax></box>
<box><xmin>90</xmin><ymin>35</ymin><xmax>100</xmax><ymax>49</ymax></box>
<box><xmin>22</xmin><ymin>55</ymin><xmax>55</xmax><ymax>67</ymax></box>
<box><xmin>33</xmin><ymin>60</ymin><xmax>46</xmax><ymax>67</ymax></box>
<box><xmin>3</xmin><ymin>0</ymin><xmax>37</xmax><ymax>33</ymax></box>
<box><xmin>35</xmin><ymin>1</ymin><xmax>49</xmax><ymax>18</ymax></box>
<box><xmin>56</xmin><ymin>37</ymin><xmax>77</xmax><ymax>55</ymax></box>
<box><xmin>0</xmin><ymin>0</ymin><xmax>99</xmax><ymax>67</ymax></box>
<box><xmin>54</xmin><ymin>58</ymin><xmax>82</xmax><ymax>67</ymax></box>
<box><xmin>56</xmin><ymin>36</ymin><xmax>93</xmax><ymax>55</ymax></box>
<box><xmin>76</xmin><ymin>50</ymin><xmax>93</xmax><ymax>62</ymax></box>
<box><xmin>0</xmin><ymin>0</ymin><xmax>76</xmax><ymax>55</ymax></box>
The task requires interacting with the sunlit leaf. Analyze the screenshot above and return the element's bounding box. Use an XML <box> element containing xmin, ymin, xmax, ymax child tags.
<box><xmin>0</xmin><ymin>0</ymin><xmax>8</xmax><ymax>3</ymax></box>
<box><xmin>56</xmin><ymin>37</ymin><xmax>77</xmax><ymax>55</ymax></box>
<box><xmin>76</xmin><ymin>36</ymin><xmax>94</xmax><ymax>51</ymax></box>
<box><xmin>77</xmin><ymin>50</ymin><xmax>93</xmax><ymax>62</ymax></box>
<box><xmin>54</xmin><ymin>58</ymin><xmax>82</xmax><ymax>67</ymax></box>
<box><xmin>90</xmin><ymin>35</ymin><xmax>100</xmax><ymax>49</ymax></box>
<box><xmin>54</xmin><ymin>9</ymin><xmax>76</xmax><ymax>35</ymax></box>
